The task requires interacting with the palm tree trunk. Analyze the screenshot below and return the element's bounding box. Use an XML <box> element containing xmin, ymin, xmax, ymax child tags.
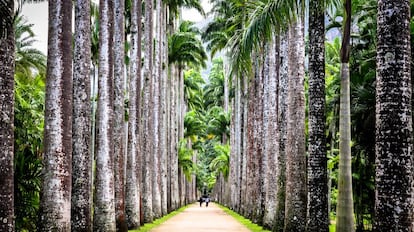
<box><xmin>93</xmin><ymin>0</ymin><xmax>116</xmax><ymax>230</ymax></box>
<box><xmin>152</xmin><ymin>0</ymin><xmax>162</xmax><ymax>219</ymax></box>
<box><xmin>159</xmin><ymin>2</ymin><xmax>169</xmax><ymax>216</ymax></box>
<box><xmin>113</xmin><ymin>0</ymin><xmax>127</xmax><ymax>230</ymax></box>
<box><xmin>307</xmin><ymin>0</ymin><xmax>328</xmax><ymax>230</ymax></box>
<box><xmin>125</xmin><ymin>0</ymin><xmax>141</xmax><ymax>228</ymax></box>
<box><xmin>336</xmin><ymin>0</ymin><xmax>355</xmax><ymax>231</ymax></box>
<box><xmin>39</xmin><ymin>0</ymin><xmax>73</xmax><ymax>230</ymax></box>
<box><xmin>273</xmin><ymin>32</ymin><xmax>288</xmax><ymax>232</ymax></box>
<box><xmin>284</xmin><ymin>15</ymin><xmax>307</xmax><ymax>231</ymax></box>
<box><xmin>0</xmin><ymin>1</ymin><xmax>15</xmax><ymax>230</ymax></box>
<box><xmin>262</xmin><ymin>35</ymin><xmax>280</xmax><ymax>229</ymax></box>
<box><xmin>375</xmin><ymin>0</ymin><xmax>413</xmax><ymax>231</ymax></box>
<box><xmin>72</xmin><ymin>0</ymin><xmax>92</xmax><ymax>230</ymax></box>
<box><xmin>142</xmin><ymin>0</ymin><xmax>154</xmax><ymax>222</ymax></box>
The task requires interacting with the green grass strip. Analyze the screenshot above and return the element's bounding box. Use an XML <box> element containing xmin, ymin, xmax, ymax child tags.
<box><xmin>128</xmin><ymin>205</ymin><xmax>190</xmax><ymax>232</ymax></box>
<box><xmin>216</xmin><ymin>204</ymin><xmax>271</xmax><ymax>232</ymax></box>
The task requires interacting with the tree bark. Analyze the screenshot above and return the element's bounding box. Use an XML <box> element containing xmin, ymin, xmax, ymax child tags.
<box><xmin>39</xmin><ymin>0</ymin><xmax>73</xmax><ymax>230</ymax></box>
<box><xmin>375</xmin><ymin>0</ymin><xmax>413</xmax><ymax>231</ymax></box>
<box><xmin>125</xmin><ymin>0</ymin><xmax>141</xmax><ymax>229</ymax></box>
<box><xmin>284</xmin><ymin>15</ymin><xmax>307</xmax><ymax>231</ymax></box>
<box><xmin>307</xmin><ymin>0</ymin><xmax>328</xmax><ymax>230</ymax></box>
<box><xmin>113</xmin><ymin>0</ymin><xmax>127</xmax><ymax>230</ymax></box>
<box><xmin>72</xmin><ymin>0</ymin><xmax>92</xmax><ymax>231</ymax></box>
<box><xmin>93</xmin><ymin>0</ymin><xmax>116</xmax><ymax>230</ymax></box>
<box><xmin>262</xmin><ymin>35</ymin><xmax>280</xmax><ymax>229</ymax></box>
<box><xmin>0</xmin><ymin>1</ymin><xmax>15</xmax><ymax>231</ymax></box>
<box><xmin>142</xmin><ymin>0</ymin><xmax>154</xmax><ymax>222</ymax></box>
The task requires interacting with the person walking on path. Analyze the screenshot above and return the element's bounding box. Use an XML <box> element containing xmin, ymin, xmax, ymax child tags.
<box><xmin>199</xmin><ymin>196</ymin><xmax>203</xmax><ymax>207</ymax></box>
<box><xmin>205</xmin><ymin>197</ymin><xmax>210</xmax><ymax>207</ymax></box>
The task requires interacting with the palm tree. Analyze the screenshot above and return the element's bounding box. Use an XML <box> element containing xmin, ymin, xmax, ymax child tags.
<box><xmin>142</xmin><ymin>0</ymin><xmax>154</xmax><ymax>222</ymax></box>
<box><xmin>38</xmin><ymin>0</ymin><xmax>73</xmax><ymax>230</ymax></box>
<box><xmin>307</xmin><ymin>0</ymin><xmax>328</xmax><ymax>230</ymax></box>
<box><xmin>375</xmin><ymin>0</ymin><xmax>413</xmax><ymax>231</ymax></box>
<box><xmin>14</xmin><ymin>15</ymin><xmax>46</xmax><ymax>77</ymax></box>
<box><xmin>94</xmin><ymin>0</ymin><xmax>116</xmax><ymax>230</ymax></box>
<box><xmin>125</xmin><ymin>0</ymin><xmax>141</xmax><ymax>228</ymax></box>
<box><xmin>71</xmin><ymin>0</ymin><xmax>92</xmax><ymax>231</ymax></box>
<box><xmin>113</xmin><ymin>0</ymin><xmax>127</xmax><ymax>230</ymax></box>
<box><xmin>335</xmin><ymin>0</ymin><xmax>355</xmax><ymax>231</ymax></box>
<box><xmin>0</xmin><ymin>1</ymin><xmax>15</xmax><ymax>231</ymax></box>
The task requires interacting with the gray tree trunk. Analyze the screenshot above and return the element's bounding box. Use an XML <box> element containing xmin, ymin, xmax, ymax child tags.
<box><xmin>335</xmin><ymin>1</ymin><xmax>355</xmax><ymax>230</ymax></box>
<box><xmin>0</xmin><ymin>1</ymin><xmax>15</xmax><ymax>231</ymax></box>
<box><xmin>262</xmin><ymin>35</ymin><xmax>280</xmax><ymax>229</ymax></box>
<box><xmin>375</xmin><ymin>0</ymin><xmax>413</xmax><ymax>231</ymax></box>
<box><xmin>159</xmin><ymin>3</ymin><xmax>169</xmax><ymax>216</ymax></box>
<box><xmin>125</xmin><ymin>0</ymin><xmax>141</xmax><ymax>228</ymax></box>
<box><xmin>307</xmin><ymin>0</ymin><xmax>328</xmax><ymax>230</ymax></box>
<box><xmin>142</xmin><ymin>0</ymin><xmax>154</xmax><ymax>222</ymax></box>
<box><xmin>113</xmin><ymin>0</ymin><xmax>127</xmax><ymax>230</ymax></box>
<box><xmin>72</xmin><ymin>0</ymin><xmax>92</xmax><ymax>230</ymax></box>
<box><xmin>93</xmin><ymin>0</ymin><xmax>116</xmax><ymax>230</ymax></box>
<box><xmin>273</xmin><ymin>32</ymin><xmax>288</xmax><ymax>232</ymax></box>
<box><xmin>284</xmin><ymin>15</ymin><xmax>307</xmax><ymax>231</ymax></box>
<box><xmin>152</xmin><ymin>0</ymin><xmax>162</xmax><ymax>219</ymax></box>
<box><xmin>39</xmin><ymin>1</ymin><xmax>73</xmax><ymax>230</ymax></box>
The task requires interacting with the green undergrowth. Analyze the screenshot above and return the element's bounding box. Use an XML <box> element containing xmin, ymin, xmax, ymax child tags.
<box><xmin>128</xmin><ymin>205</ymin><xmax>190</xmax><ymax>232</ymax></box>
<box><xmin>216</xmin><ymin>204</ymin><xmax>271</xmax><ymax>232</ymax></box>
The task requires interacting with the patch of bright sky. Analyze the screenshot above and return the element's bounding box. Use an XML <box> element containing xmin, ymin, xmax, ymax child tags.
<box><xmin>21</xmin><ymin>1</ymin><xmax>211</xmax><ymax>55</ymax></box>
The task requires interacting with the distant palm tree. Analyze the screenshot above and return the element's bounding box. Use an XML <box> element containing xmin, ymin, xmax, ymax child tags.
<box><xmin>14</xmin><ymin>15</ymin><xmax>46</xmax><ymax>77</ymax></box>
<box><xmin>0</xmin><ymin>1</ymin><xmax>15</xmax><ymax>231</ymax></box>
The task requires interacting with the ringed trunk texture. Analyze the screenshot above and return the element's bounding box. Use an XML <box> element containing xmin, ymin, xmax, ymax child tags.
<box><xmin>336</xmin><ymin>63</ymin><xmax>354</xmax><ymax>232</ymax></box>
<box><xmin>39</xmin><ymin>0</ymin><xmax>73</xmax><ymax>230</ymax></box>
<box><xmin>0</xmin><ymin>1</ymin><xmax>15</xmax><ymax>231</ymax></box>
<box><xmin>375</xmin><ymin>0</ymin><xmax>413</xmax><ymax>231</ymax></box>
<box><xmin>72</xmin><ymin>0</ymin><xmax>92</xmax><ymax>230</ymax></box>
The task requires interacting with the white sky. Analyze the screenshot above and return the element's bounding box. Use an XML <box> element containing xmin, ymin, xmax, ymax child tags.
<box><xmin>21</xmin><ymin>1</ymin><xmax>211</xmax><ymax>55</ymax></box>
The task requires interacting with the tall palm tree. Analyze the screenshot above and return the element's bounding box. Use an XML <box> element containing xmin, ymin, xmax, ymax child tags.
<box><xmin>307</xmin><ymin>0</ymin><xmax>328</xmax><ymax>231</ymax></box>
<box><xmin>38</xmin><ymin>0</ymin><xmax>73</xmax><ymax>230</ymax></box>
<box><xmin>335</xmin><ymin>0</ymin><xmax>355</xmax><ymax>231</ymax></box>
<box><xmin>125</xmin><ymin>0</ymin><xmax>141</xmax><ymax>228</ymax></box>
<box><xmin>113</xmin><ymin>0</ymin><xmax>127</xmax><ymax>230</ymax></box>
<box><xmin>375</xmin><ymin>0</ymin><xmax>413</xmax><ymax>231</ymax></box>
<box><xmin>142</xmin><ymin>0</ymin><xmax>154</xmax><ymax>222</ymax></box>
<box><xmin>0</xmin><ymin>1</ymin><xmax>15</xmax><ymax>231</ymax></box>
<box><xmin>71</xmin><ymin>0</ymin><xmax>92</xmax><ymax>231</ymax></box>
<box><xmin>94</xmin><ymin>0</ymin><xmax>116</xmax><ymax>230</ymax></box>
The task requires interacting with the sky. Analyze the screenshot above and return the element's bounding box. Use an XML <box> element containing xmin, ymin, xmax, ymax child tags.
<box><xmin>21</xmin><ymin>1</ymin><xmax>212</xmax><ymax>55</ymax></box>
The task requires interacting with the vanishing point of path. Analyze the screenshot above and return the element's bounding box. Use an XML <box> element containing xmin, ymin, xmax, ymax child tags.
<box><xmin>150</xmin><ymin>203</ymin><xmax>251</xmax><ymax>232</ymax></box>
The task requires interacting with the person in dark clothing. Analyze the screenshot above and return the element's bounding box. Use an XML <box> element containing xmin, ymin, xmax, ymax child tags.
<box><xmin>199</xmin><ymin>197</ymin><xmax>204</xmax><ymax>207</ymax></box>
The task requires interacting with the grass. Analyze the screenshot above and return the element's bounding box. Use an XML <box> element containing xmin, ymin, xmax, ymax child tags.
<box><xmin>216</xmin><ymin>204</ymin><xmax>271</xmax><ymax>232</ymax></box>
<box><xmin>128</xmin><ymin>205</ymin><xmax>190</xmax><ymax>232</ymax></box>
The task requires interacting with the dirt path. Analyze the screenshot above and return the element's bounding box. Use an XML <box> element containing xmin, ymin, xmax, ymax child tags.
<box><xmin>150</xmin><ymin>203</ymin><xmax>251</xmax><ymax>232</ymax></box>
